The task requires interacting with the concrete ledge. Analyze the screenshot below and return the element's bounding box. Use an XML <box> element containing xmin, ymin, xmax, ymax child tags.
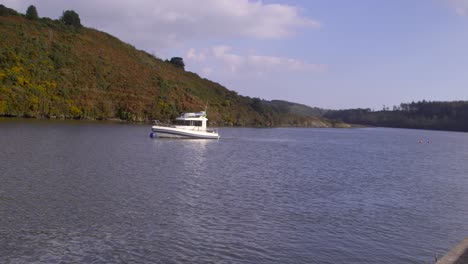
<box><xmin>436</xmin><ymin>237</ymin><xmax>468</xmax><ymax>264</ymax></box>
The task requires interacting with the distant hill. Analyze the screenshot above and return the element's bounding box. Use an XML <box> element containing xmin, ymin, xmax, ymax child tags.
<box><xmin>0</xmin><ymin>5</ymin><xmax>344</xmax><ymax>128</ymax></box>
<box><xmin>324</xmin><ymin>101</ymin><xmax>468</xmax><ymax>132</ymax></box>
<box><xmin>268</xmin><ymin>100</ymin><xmax>327</xmax><ymax>117</ymax></box>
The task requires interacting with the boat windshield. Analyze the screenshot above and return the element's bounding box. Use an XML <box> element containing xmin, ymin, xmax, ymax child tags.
<box><xmin>175</xmin><ymin>120</ymin><xmax>203</xmax><ymax>126</ymax></box>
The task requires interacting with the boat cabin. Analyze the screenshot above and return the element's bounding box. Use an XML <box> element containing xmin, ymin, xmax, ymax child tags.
<box><xmin>174</xmin><ymin>111</ymin><xmax>208</xmax><ymax>130</ymax></box>
<box><xmin>151</xmin><ymin>110</ymin><xmax>219</xmax><ymax>139</ymax></box>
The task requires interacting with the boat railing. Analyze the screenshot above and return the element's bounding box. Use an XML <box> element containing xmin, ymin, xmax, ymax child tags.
<box><xmin>152</xmin><ymin>120</ymin><xmax>175</xmax><ymax>127</ymax></box>
<box><xmin>187</xmin><ymin>127</ymin><xmax>218</xmax><ymax>134</ymax></box>
<box><xmin>153</xmin><ymin>120</ymin><xmax>218</xmax><ymax>134</ymax></box>
<box><xmin>206</xmin><ymin>128</ymin><xmax>218</xmax><ymax>134</ymax></box>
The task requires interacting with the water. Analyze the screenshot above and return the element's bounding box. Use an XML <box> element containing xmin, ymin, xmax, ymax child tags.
<box><xmin>1</xmin><ymin>119</ymin><xmax>468</xmax><ymax>263</ymax></box>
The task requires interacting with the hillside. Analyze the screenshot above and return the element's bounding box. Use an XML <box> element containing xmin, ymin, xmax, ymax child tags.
<box><xmin>0</xmin><ymin>5</ymin><xmax>343</xmax><ymax>127</ymax></box>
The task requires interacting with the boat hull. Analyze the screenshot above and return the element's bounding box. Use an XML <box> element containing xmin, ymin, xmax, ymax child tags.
<box><xmin>151</xmin><ymin>126</ymin><xmax>220</xmax><ymax>139</ymax></box>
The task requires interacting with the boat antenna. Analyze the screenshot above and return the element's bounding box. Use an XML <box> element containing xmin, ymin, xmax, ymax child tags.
<box><xmin>204</xmin><ymin>101</ymin><xmax>208</xmax><ymax>114</ymax></box>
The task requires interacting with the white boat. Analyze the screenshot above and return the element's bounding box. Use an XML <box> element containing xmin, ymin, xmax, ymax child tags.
<box><xmin>150</xmin><ymin>111</ymin><xmax>220</xmax><ymax>139</ymax></box>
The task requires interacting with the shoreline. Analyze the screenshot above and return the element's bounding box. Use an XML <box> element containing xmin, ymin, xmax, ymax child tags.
<box><xmin>4</xmin><ymin>116</ymin><xmax>468</xmax><ymax>133</ymax></box>
<box><xmin>0</xmin><ymin>115</ymin><xmax>354</xmax><ymax>129</ymax></box>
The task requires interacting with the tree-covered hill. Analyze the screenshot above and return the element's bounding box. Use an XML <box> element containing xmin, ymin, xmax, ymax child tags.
<box><xmin>324</xmin><ymin>100</ymin><xmax>468</xmax><ymax>132</ymax></box>
<box><xmin>268</xmin><ymin>100</ymin><xmax>327</xmax><ymax>117</ymax></box>
<box><xmin>0</xmin><ymin>5</ymin><xmax>343</xmax><ymax>127</ymax></box>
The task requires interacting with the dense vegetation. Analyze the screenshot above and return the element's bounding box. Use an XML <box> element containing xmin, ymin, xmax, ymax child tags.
<box><xmin>0</xmin><ymin>5</ymin><xmax>343</xmax><ymax>127</ymax></box>
<box><xmin>324</xmin><ymin>101</ymin><xmax>468</xmax><ymax>132</ymax></box>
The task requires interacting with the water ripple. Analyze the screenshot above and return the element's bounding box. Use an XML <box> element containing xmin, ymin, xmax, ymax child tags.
<box><xmin>1</xmin><ymin>122</ymin><xmax>468</xmax><ymax>263</ymax></box>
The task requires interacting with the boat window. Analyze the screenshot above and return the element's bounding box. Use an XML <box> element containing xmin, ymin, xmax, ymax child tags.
<box><xmin>176</xmin><ymin>120</ymin><xmax>200</xmax><ymax>126</ymax></box>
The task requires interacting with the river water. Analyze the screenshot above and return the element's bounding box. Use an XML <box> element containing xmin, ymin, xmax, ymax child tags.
<box><xmin>1</xmin><ymin>119</ymin><xmax>467</xmax><ymax>263</ymax></box>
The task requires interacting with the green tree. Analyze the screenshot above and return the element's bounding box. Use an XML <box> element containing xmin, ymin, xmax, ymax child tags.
<box><xmin>26</xmin><ymin>5</ymin><xmax>38</xmax><ymax>20</ymax></box>
<box><xmin>168</xmin><ymin>57</ymin><xmax>185</xmax><ymax>70</ymax></box>
<box><xmin>0</xmin><ymin>4</ymin><xmax>19</xmax><ymax>16</ymax></box>
<box><xmin>251</xmin><ymin>98</ymin><xmax>264</xmax><ymax>113</ymax></box>
<box><xmin>60</xmin><ymin>10</ymin><xmax>82</xmax><ymax>27</ymax></box>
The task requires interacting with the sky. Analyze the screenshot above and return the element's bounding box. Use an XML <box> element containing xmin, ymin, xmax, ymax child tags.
<box><xmin>2</xmin><ymin>0</ymin><xmax>468</xmax><ymax>109</ymax></box>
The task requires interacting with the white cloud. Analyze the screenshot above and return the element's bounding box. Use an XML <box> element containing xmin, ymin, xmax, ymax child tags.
<box><xmin>186</xmin><ymin>48</ymin><xmax>206</xmax><ymax>62</ymax></box>
<box><xmin>448</xmin><ymin>0</ymin><xmax>468</xmax><ymax>16</ymax></box>
<box><xmin>201</xmin><ymin>67</ymin><xmax>213</xmax><ymax>76</ymax></box>
<box><xmin>212</xmin><ymin>46</ymin><xmax>244</xmax><ymax>72</ymax></box>
<box><xmin>4</xmin><ymin>0</ymin><xmax>319</xmax><ymax>51</ymax></box>
<box><xmin>186</xmin><ymin>46</ymin><xmax>327</xmax><ymax>76</ymax></box>
<box><xmin>456</xmin><ymin>6</ymin><xmax>466</xmax><ymax>15</ymax></box>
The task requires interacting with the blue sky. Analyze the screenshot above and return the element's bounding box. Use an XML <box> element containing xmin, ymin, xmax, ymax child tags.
<box><xmin>3</xmin><ymin>0</ymin><xmax>468</xmax><ymax>109</ymax></box>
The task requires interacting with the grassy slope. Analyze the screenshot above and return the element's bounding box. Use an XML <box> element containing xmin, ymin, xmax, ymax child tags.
<box><xmin>0</xmin><ymin>12</ymin><xmax>342</xmax><ymax>127</ymax></box>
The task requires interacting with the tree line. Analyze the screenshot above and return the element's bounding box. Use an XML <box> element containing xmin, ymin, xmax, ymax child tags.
<box><xmin>324</xmin><ymin>100</ymin><xmax>468</xmax><ymax>132</ymax></box>
<box><xmin>2</xmin><ymin>4</ymin><xmax>82</xmax><ymax>27</ymax></box>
